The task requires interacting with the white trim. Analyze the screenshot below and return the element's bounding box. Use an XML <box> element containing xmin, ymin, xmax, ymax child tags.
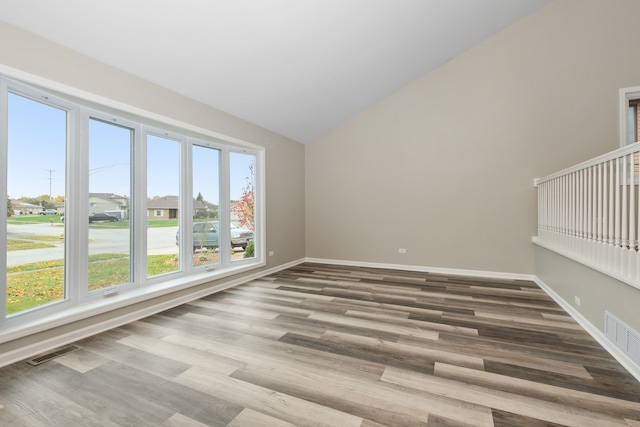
<box><xmin>535</xmin><ymin>140</ymin><xmax>640</xmax><ymax>186</ymax></box>
<box><xmin>0</xmin><ymin>258</ymin><xmax>305</xmax><ymax>368</ymax></box>
<box><xmin>304</xmin><ymin>257</ymin><xmax>535</xmax><ymax>281</ymax></box>
<box><xmin>620</xmin><ymin>85</ymin><xmax>640</xmax><ymax>147</ymax></box>
<box><xmin>534</xmin><ymin>276</ymin><xmax>640</xmax><ymax>383</ymax></box>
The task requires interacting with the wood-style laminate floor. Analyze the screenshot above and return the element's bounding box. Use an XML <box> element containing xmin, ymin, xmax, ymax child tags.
<box><xmin>1</xmin><ymin>262</ymin><xmax>640</xmax><ymax>426</ymax></box>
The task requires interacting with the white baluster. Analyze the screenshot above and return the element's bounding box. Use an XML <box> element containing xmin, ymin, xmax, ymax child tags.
<box><xmin>597</xmin><ymin>163</ymin><xmax>603</xmax><ymax>265</ymax></box>
<box><xmin>609</xmin><ymin>159</ymin><xmax>615</xmax><ymax>271</ymax></box>
<box><xmin>615</xmin><ymin>157</ymin><xmax>622</xmax><ymax>272</ymax></box>
<box><xmin>637</xmin><ymin>151</ymin><xmax>640</xmax><ymax>280</ymax></box>
<box><xmin>582</xmin><ymin>168</ymin><xmax>588</xmax><ymax>257</ymax></box>
<box><xmin>587</xmin><ymin>166</ymin><xmax>592</xmax><ymax>243</ymax></box>
<box><xmin>630</xmin><ymin>153</ymin><xmax>636</xmax><ymax>278</ymax></box>
<box><xmin>622</xmin><ymin>155</ymin><xmax>628</xmax><ymax>275</ymax></box>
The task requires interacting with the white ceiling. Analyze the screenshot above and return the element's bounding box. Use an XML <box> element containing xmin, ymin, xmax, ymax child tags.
<box><xmin>1</xmin><ymin>0</ymin><xmax>549</xmax><ymax>143</ymax></box>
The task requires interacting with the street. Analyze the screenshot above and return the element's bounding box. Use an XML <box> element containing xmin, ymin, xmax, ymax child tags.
<box><xmin>6</xmin><ymin>222</ymin><xmax>178</xmax><ymax>266</ymax></box>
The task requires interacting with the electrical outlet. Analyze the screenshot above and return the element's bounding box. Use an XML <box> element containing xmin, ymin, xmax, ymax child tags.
<box><xmin>268</xmin><ymin>251</ymin><xmax>274</xmax><ymax>256</ymax></box>
<box><xmin>399</xmin><ymin>248</ymin><xmax>406</xmax><ymax>254</ymax></box>
<box><xmin>574</xmin><ymin>296</ymin><xmax>581</xmax><ymax>306</ymax></box>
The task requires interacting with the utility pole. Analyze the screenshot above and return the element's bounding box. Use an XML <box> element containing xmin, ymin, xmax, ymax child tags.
<box><xmin>44</xmin><ymin>168</ymin><xmax>56</xmax><ymax>204</ymax></box>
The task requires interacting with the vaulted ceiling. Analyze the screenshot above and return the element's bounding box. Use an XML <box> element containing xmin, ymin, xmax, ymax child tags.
<box><xmin>1</xmin><ymin>0</ymin><xmax>549</xmax><ymax>143</ymax></box>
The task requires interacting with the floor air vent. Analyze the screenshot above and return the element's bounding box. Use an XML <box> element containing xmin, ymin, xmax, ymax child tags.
<box><xmin>25</xmin><ymin>345</ymin><xmax>79</xmax><ymax>366</ymax></box>
<box><xmin>605</xmin><ymin>311</ymin><xmax>640</xmax><ymax>366</ymax></box>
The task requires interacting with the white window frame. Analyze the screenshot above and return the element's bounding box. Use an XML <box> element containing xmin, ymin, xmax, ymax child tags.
<box><xmin>620</xmin><ymin>86</ymin><xmax>640</xmax><ymax>147</ymax></box>
<box><xmin>0</xmin><ymin>73</ymin><xmax>265</xmax><ymax>340</ymax></box>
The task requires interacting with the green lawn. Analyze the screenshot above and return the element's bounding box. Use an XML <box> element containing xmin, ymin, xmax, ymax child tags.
<box><xmin>6</xmin><ymin>253</ymin><xmax>179</xmax><ymax>315</ymax></box>
<box><xmin>7</xmin><ymin>239</ymin><xmax>56</xmax><ymax>251</ymax></box>
<box><xmin>7</xmin><ymin>214</ymin><xmax>63</xmax><ymax>225</ymax></box>
<box><xmin>5</xmin><ymin>249</ymin><xmax>247</xmax><ymax>314</ymax></box>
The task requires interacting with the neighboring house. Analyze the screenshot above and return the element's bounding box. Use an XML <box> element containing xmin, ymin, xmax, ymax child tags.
<box><xmin>146</xmin><ymin>196</ymin><xmax>208</xmax><ymax>220</ymax></box>
<box><xmin>147</xmin><ymin>196</ymin><xmax>179</xmax><ymax>220</ymax></box>
<box><xmin>9</xmin><ymin>201</ymin><xmax>42</xmax><ymax>215</ymax></box>
<box><xmin>89</xmin><ymin>193</ymin><xmax>129</xmax><ymax>217</ymax></box>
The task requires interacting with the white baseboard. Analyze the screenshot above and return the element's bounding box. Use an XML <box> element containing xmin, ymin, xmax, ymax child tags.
<box><xmin>534</xmin><ymin>276</ymin><xmax>640</xmax><ymax>383</ymax></box>
<box><xmin>0</xmin><ymin>258</ymin><xmax>305</xmax><ymax>368</ymax></box>
<box><xmin>304</xmin><ymin>257</ymin><xmax>535</xmax><ymax>281</ymax></box>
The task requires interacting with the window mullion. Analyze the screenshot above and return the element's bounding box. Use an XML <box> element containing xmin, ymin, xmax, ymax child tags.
<box><xmin>0</xmin><ymin>79</ymin><xmax>8</xmax><ymax>324</ymax></box>
<box><xmin>219</xmin><ymin>148</ymin><xmax>231</xmax><ymax>266</ymax></box>
<box><xmin>67</xmin><ymin>108</ymin><xmax>89</xmax><ymax>304</ymax></box>
<box><xmin>133</xmin><ymin>124</ymin><xmax>145</xmax><ymax>285</ymax></box>
<box><xmin>180</xmin><ymin>137</ymin><xmax>192</xmax><ymax>273</ymax></box>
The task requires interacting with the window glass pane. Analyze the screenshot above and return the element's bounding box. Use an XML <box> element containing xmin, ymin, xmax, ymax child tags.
<box><xmin>147</xmin><ymin>134</ymin><xmax>180</xmax><ymax>277</ymax></box>
<box><xmin>230</xmin><ymin>152</ymin><xmax>256</xmax><ymax>260</ymax></box>
<box><xmin>192</xmin><ymin>145</ymin><xmax>220</xmax><ymax>267</ymax></box>
<box><xmin>629</xmin><ymin>105</ymin><xmax>636</xmax><ymax>145</ymax></box>
<box><xmin>88</xmin><ymin>118</ymin><xmax>132</xmax><ymax>292</ymax></box>
<box><xmin>6</xmin><ymin>93</ymin><xmax>66</xmax><ymax>315</ymax></box>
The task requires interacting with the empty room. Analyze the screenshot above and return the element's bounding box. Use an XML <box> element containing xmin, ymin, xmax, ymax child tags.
<box><xmin>1</xmin><ymin>0</ymin><xmax>640</xmax><ymax>426</ymax></box>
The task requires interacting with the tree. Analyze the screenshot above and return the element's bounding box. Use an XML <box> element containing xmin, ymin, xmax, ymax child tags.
<box><xmin>7</xmin><ymin>197</ymin><xmax>13</xmax><ymax>217</ymax></box>
<box><xmin>196</xmin><ymin>192</ymin><xmax>204</xmax><ymax>202</ymax></box>
<box><xmin>232</xmin><ymin>163</ymin><xmax>255</xmax><ymax>230</ymax></box>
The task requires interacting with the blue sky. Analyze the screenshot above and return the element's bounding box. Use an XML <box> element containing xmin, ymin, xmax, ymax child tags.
<box><xmin>7</xmin><ymin>92</ymin><xmax>254</xmax><ymax>203</ymax></box>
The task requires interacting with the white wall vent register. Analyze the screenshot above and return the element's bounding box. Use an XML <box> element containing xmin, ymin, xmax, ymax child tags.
<box><xmin>605</xmin><ymin>311</ymin><xmax>640</xmax><ymax>366</ymax></box>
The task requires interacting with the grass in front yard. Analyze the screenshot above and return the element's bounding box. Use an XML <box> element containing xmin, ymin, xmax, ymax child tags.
<box><xmin>87</xmin><ymin>256</ymin><xmax>131</xmax><ymax>291</ymax></box>
<box><xmin>7</xmin><ymin>235</ymin><xmax>63</xmax><ymax>251</ymax></box>
<box><xmin>6</xmin><ymin>253</ymin><xmax>178</xmax><ymax>314</ymax></box>
<box><xmin>6</xmin><ymin>264</ymin><xmax>64</xmax><ymax>314</ymax></box>
<box><xmin>5</xmin><ymin>249</ymin><xmax>245</xmax><ymax>315</ymax></box>
<box><xmin>147</xmin><ymin>254</ymin><xmax>181</xmax><ymax>276</ymax></box>
<box><xmin>7</xmin><ymin>239</ymin><xmax>55</xmax><ymax>251</ymax></box>
<box><xmin>7</xmin><ymin>214</ymin><xmax>63</xmax><ymax>225</ymax></box>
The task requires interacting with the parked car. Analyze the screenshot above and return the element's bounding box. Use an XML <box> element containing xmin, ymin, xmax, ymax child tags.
<box><xmin>104</xmin><ymin>209</ymin><xmax>126</xmax><ymax>221</ymax></box>
<box><xmin>39</xmin><ymin>209</ymin><xmax>58</xmax><ymax>215</ymax></box>
<box><xmin>177</xmin><ymin>221</ymin><xmax>254</xmax><ymax>251</ymax></box>
<box><xmin>230</xmin><ymin>223</ymin><xmax>254</xmax><ymax>249</ymax></box>
<box><xmin>89</xmin><ymin>212</ymin><xmax>118</xmax><ymax>223</ymax></box>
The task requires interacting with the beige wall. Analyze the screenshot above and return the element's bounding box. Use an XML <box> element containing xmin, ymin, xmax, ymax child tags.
<box><xmin>305</xmin><ymin>0</ymin><xmax>640</xmax><ymax>275</ymax></box>
<box><xmin>0</xmin><ymin>22</ymin><xmax>305</xmax><ymax>357</ymax></box>
<box><xmin>535</xmin><ymin>246</ymin><xmax>640</xmax><ymax>334</ymax></box>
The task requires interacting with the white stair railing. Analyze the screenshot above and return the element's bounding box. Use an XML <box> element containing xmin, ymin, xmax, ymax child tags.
<box><xmin>535</xmin><ymin>142</ymin><xmax>640</xmax><ymax>289</ymax></box>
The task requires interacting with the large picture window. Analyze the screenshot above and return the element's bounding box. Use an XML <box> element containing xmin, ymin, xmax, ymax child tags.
<box><xmin>1</xmin><ymin>76</ymin><xmax>263</xmax><ymax>332</ymax></box>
